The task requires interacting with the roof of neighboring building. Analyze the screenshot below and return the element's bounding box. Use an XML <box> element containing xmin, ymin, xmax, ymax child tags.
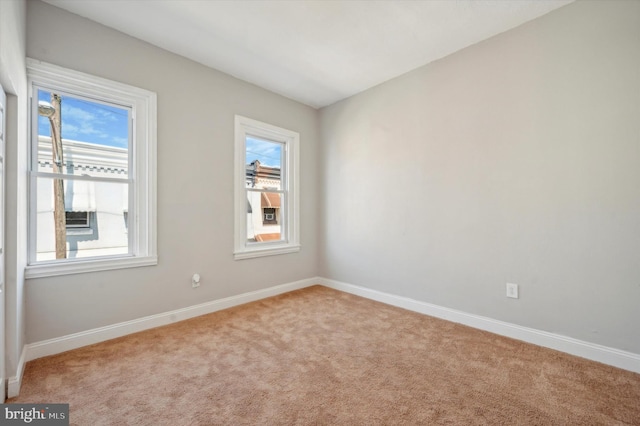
<box><xmin>255</xmin><ymin>233</ymin><xmax>281</xmax><ymax>242</ymax></box>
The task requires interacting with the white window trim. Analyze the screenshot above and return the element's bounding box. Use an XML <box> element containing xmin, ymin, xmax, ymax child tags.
<box><xmin>25</xmin><ymin>59</ymin><xmax>157</xmax><ymax>278</ymax></box>
<box><xmin>234</xmin><ymin>115</ymin><xmax>300</xmax><ymax>260</ymax></box>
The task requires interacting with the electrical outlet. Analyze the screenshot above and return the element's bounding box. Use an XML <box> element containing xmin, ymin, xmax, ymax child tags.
<box><xmin>506</xmin><ymin>283</ymin><xmax>518</xmax><ymax>299</ymax></box>
<box><xmin>192</xmin><ymin>273</ymin><xmax>201</xmax><ymax>288</ymax></box>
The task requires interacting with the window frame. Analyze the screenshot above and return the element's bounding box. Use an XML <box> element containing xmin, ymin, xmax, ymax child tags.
<box><xmin>234</xmin><ymin>115</ymin><xmax>299</xmax><ymax>260</ymax></box>
<box><xmin>25</xmin><ymin>59</ymin><xmax>157</xmax><ymax>278</ymax></box>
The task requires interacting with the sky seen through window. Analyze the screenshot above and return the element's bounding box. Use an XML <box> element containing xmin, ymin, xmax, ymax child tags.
<box><xmin>37</xmin><ymin>89</ymin><xmax>129</xmax><ymax>149</ymax></box>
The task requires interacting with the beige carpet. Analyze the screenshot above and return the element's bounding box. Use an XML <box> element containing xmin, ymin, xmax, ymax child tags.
<box><xmin>9</xmin><ymin>285</ymin><xmax>640</xmax><ymax>425</ymax></box>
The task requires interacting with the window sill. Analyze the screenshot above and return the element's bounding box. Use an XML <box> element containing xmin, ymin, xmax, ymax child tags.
<box><xmin>234</xmin><ymin>244</ymin><xmax>300</xmax><ymax>260</ymax></box>
<box><xmin>25</xmin><ymin>255</ymin><xmax>158</xmax><ymax>279</ymax></box>
<box><xmin>66</xmin><ymin>228</ymin><xmax>94</xmax><ymax>236</ymax></box>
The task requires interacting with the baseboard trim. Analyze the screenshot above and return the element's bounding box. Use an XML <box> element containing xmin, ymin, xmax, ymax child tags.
<box><xmin>26</xmin><ymin>278</ymin><xmax>317</xmax><ymax>363</ymax></box>
<box><xmin>7</xmin><ymin>346</ymin><xmax>27</xmax><ymax>398</ymax></box>
<box><xmin>318</xmin><ymin>277</ymin><xmax>640</xmax><ymax>374</ymax></box>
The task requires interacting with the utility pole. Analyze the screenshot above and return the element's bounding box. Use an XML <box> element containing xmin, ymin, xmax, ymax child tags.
<box><xmin>39</xmin><ymin>94</ymin><xmax>66</xmax><ymax>259</ymax></box>
<box><xmin>51</xmin><ymin>94</ymin><xmax>66</xmax><ymax>259</ymax></box>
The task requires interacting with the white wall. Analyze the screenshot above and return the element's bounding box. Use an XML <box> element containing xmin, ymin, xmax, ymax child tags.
<box><xmin>0</xmin><ymin>0</ymin><xmax>28</xmax><ymax>388</ymax></box>
<box><xmin>25</xmin><ymin>1</ymin><xmax>319</xmax><ymax>343</ymax></box>
<box><xmin>320</xmin><ymin>0</ymin><xmax>640</xmax><ymax>354</ymax></box>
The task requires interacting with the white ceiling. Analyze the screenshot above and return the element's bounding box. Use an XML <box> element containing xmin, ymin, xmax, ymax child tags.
<box><xmin>43</xmin><ymin>0</ymin><xmax>573</xmax><ymax>109</ymax></box>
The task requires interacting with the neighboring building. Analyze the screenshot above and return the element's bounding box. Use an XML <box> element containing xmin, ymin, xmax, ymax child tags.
<box><xmin>36</xmin><ymin>136</ymin><xmax>129</xmax><ymax>260</ymax></box>
<box><xmin>245</xmin><ymin>160</ymin><xmax>281</xmax><ymax>242</ymax></box>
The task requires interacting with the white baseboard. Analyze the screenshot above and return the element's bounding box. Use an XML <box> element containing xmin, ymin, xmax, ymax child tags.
<box><xmin>318</xmin><ymin>277</ymin><xmax>640</xmax><ymax>374</ymax></box>
<box><xmin>7</xmin><ymin>346</ymin><xmax>27</xmax><ymax>398</ymax></box>
<box><xmin>25</xmin><ymin>278</ymin><xmax>317</xmax><ymax>363</ymax></box>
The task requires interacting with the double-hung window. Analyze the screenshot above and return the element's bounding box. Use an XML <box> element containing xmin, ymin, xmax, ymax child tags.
<box><xmin>234</xmin><ymin>115</ymin><xmax>299</xmax><ymax>259</ymax></box>
<box><xmin>26</xmin><ymin>59</ymin><xmax>157</xmax><ymax>278</ymax></box>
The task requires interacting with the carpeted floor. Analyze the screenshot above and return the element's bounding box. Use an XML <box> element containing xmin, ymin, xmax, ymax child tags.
<box><xmin>8</xmin><ymin>285</ymin><xmax>640</xmax><ymax>425</ymax></box>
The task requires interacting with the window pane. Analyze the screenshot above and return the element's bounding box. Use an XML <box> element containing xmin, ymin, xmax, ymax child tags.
<box><xmin>245</xmin><ymin>136</ymin><xmax>281</xmax><ymax>189</ymax></box>
<box><xmin>37</xmin><ymin>89</ymin><xmax>129</xmax><ymax>179</ymax></box>
<box><xmin>245</xmin><ymin>137</ymin><xmax>284</xmax><ymax>244</ymax></box>
<box><xmin>35</xmin><ymin>177</ymin><xmax>129</xmax><ymax>261</ymax></box>
<box><xmin>246</xmin><ymin>191</ymin><xmax>283</xmax><ymax>243</ymax></box>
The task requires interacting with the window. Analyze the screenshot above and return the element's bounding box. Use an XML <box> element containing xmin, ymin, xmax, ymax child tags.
<box><xmin>26</xmin><ymin>59</ymin><xmax>157</xmax><ymax>278</ymax></box>
<box><xmin>263</xmin><ymin>208</ymin><xmax>276</xmax><ymax>224</ymax></box>
<box><xmin>234</xmin><ymin>115</ymin><xmax>299</xmax><ymax>259</ymax></box>
<box><xmin>65</xmin><ymin>211</ymin><xmax>90</xmax><ymax>228</ymax></box>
